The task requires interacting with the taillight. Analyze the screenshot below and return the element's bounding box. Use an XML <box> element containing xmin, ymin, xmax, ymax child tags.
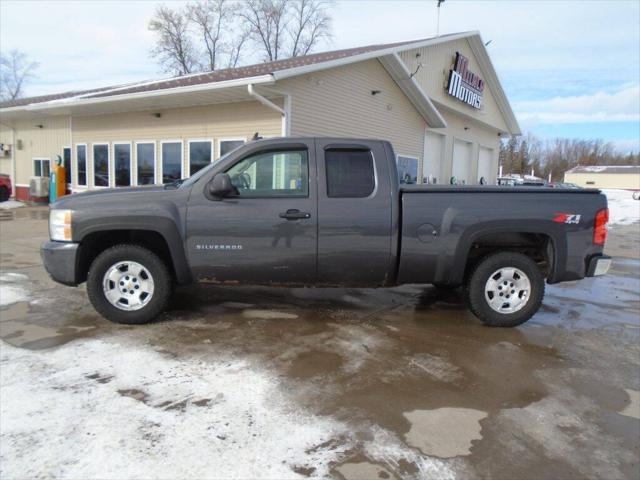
<box><xmin>593</xmin><ymin>208</ymin><xmax>609</xmax><ymax>245</ymax></box>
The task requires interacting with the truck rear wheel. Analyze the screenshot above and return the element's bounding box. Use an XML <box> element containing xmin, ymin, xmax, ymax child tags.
<box><xmin>466</xmin><ymin>252</ymin><xmax>544</xmax><ymax>327</ymax></box>
<box><xmin>87</xmin><ymin>244</ymin><xmax>172</xmax><ymax>324</ymax></box>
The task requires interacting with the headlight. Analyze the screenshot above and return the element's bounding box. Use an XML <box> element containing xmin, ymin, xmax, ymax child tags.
<box><xmin>50</xmin><ymin>209</ymin><xmax>73</xmax><ymax>242</ymax></box>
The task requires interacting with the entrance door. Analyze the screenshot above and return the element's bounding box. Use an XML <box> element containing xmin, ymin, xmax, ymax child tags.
<box><xmin>185</xmin><ymin>140</ymin><xmax>317</xmax><ymax>285</ymax></box>
<box><xmin>478</xmin><ymin>146</ymin><xmax>493</xmax><ymax>184</ymax></box>
<box><xmin>452</xmin><ymin>139</ymin><xmax>473</xmax><ymax>185</ymax></box>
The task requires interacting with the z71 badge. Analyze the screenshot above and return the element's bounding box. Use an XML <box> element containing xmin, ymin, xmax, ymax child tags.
<box><xmin>553</xmin><ymin>213</ymin><xmax>581</xmax><ymax>224</ymax></box>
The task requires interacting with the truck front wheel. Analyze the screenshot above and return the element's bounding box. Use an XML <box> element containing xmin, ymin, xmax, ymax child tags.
<box><xmin>87</xmin><ymin>244</ymin><xmax>172</xmax><ymax>324</ymax></box>
<box><xmin>466</xmin><ymin>252</ymin><xmax>544</xmax><ymax>327</ymax></box>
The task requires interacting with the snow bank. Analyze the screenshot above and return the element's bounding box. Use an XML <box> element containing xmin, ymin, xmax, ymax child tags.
<box><xmin>0</xmin><ymin>200</ymin><xmax>25</xmax><ymax>210</ymax></box>
<box><xmin>602</xmin><ymin>189</ymin><xmax>640</xmax><ymax>226</ymax></box>
<box><xmin>0</xmin><ymin>273</ymin><xmax>29</xmax><ymax>306</ymax></box>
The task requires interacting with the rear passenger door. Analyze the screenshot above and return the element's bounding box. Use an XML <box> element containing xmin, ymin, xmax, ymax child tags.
<box><xmin>315</xmin><ymin>140</ymin><xmax>394</xmax><ymax>286</ymax></box>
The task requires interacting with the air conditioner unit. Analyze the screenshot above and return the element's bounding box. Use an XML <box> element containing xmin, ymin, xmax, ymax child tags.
<box><xmin>29</xmin><ymin>176</ymin><xmax>50</xmax><ymax>197</ymax></box>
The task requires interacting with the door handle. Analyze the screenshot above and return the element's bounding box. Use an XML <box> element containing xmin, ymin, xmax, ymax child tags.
<box><xmin>279</xmin><ymin>209</ymin><xmax>311</xmax><ymax>220</ymax></box>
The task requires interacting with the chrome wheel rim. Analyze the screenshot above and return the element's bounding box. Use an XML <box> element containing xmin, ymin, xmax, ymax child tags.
<box><xmin>102</xmin><ymin>261</ymin><xmax>154</xmax><ymax>311</ymax></box>
<box><xmin>484</xmin><ymin>267</ymin><xmax>531</xmax><ymax>314</ymax></box>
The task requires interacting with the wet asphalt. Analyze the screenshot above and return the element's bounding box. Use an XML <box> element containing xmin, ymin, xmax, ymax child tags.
<box><xmin>0</xmin><ymin>205</ymin><xmax>639</xmax><ymax>479</ymax></box>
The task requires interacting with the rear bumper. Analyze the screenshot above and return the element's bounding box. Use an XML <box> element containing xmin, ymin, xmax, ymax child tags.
<box><xmin>586</xmin><ymin>254</ymin><xmax>612</xmax><ymax>277</ymax></box>
<box><xmin>41</xmin><ymin>241</ymin><xmax>79</xmax><ymax>286</ymax></box>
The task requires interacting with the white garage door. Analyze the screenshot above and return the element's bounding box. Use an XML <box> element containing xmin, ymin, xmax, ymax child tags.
<box><xmin>423</xmin><ymin>131</ymin><xmax>445</xmax><ymax>184</ymax></box>
<box><xmin>452</xmin><ymin>140</ymin><xmax>473</xmax><ymax>185</ymax></box>
<box><xmin>478</xmin><ymin>146</ymin><xmax>494</xmax><ymax>185</ymax></box>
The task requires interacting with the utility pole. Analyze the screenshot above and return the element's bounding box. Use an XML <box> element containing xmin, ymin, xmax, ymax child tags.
<box><xmin>436</xmin><ymin>0</ymin><xmax>445</xmax><ymax>36</ymax></box>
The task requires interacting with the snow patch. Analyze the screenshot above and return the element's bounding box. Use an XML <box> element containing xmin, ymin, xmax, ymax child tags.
<box><xmin>602</xmin><ymin>189</ymin><xmax>640</xmax><ymax>226</ymax></box>
<box><xmin>0</xmin><ymin>200</ymin><xmax>25</xmax><ymax>210</ymax></box>
<box><xmin>0</xmin><ymin>339</ymin><xmax>348</xmax><ymax>479</ymax></box>
<box><xmin>0</xmin><ymin>273</ymin><xmax>30</xmax><ymax>306</ymax></box>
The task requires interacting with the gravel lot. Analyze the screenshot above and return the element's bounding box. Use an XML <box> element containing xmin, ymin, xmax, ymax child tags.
<box><xmin>0</xmin><ymin>204</ymin><xmax>639</xmax><ymax>480</ymax></box>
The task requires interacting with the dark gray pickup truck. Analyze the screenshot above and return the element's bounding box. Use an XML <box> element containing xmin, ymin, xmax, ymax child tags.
<box><xmin>42</xmin><ymin>138</ymin><xmax>611</xmax><ymax>327</ymax></box>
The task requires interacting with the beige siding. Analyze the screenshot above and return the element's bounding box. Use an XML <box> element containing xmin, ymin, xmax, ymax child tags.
<box><xmin>3</xmin><ymin>101</ymin><xmax>280</xmax><ymax>189</ymax></box>
<box><xmin>280</xmin><ymin>59</ymin><xmax>426</xmax><ymax>162</ymax></box>
<box><xmin>0</xmin><ymin>125</ymin><xmax>12</xmax><ymax>177</ymax></box>
<box><xmin>4</xmin><ymin>116</ymin><xmax>70</xmax><ymax>187</ymax></box>
<box><xmin>399</xmin><ymin>38</ymin><xmax>510</xmax><ymax>134</ymax></box>
<box><xmin>564</xmin><ymin>172</ymin><xmax>640</xmax><ymax>190</ymax></box>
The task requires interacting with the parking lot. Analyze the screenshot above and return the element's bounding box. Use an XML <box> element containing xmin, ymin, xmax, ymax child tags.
<box><xmin>1</xmin><ymin>205</ymin><xmax>639</xmax><ymax>479</ymax></box>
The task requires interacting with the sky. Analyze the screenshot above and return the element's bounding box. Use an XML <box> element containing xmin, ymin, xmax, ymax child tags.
<box><xmin>1</xmin><ymin>0</ymin><xmax>639</xmax><ymax>153</ymax></box>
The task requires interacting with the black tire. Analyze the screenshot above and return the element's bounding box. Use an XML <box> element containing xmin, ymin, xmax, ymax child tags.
<box><xmin>0</xmin><ymin>187</ymin><xmax>9</xmax><ymax>202</ymax></box>
<box><xmin>466</xmin><ymin>252</ymin><xmax>544</xmax><ymax>327</ymax></box>
<box><xmin>87</xmin><ymin>244</ymin><xmax>172</xmax><ymax>324</ymax></box>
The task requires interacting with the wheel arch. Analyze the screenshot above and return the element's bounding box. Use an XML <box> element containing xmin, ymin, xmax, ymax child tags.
<box><xmin>450</xmin><ymin>221</ymin><xmax>566</xmax><ymax>285</ymax></box>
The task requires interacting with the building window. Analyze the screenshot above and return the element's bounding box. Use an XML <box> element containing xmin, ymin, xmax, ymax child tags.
<box><xmin>161</xmin><ymin>141</ymin><xmax>183</xmax><ymax>184</ymax></box>
<box><xmin>33</xmin><ymin>158</ymin><xmax>50</xmax><ymax>177</ymax></box>
<box><xmin>77</xmin><ymin>144</ymin><xmax>87</xmax><ymax>186</ymax></box>
<box><xmin>188</xmin><ymin>140</ymin><xmax>212</xmax><ymax>176</ymax></box>
<box><xmin>93</xmin><ymin>143</ymin><xmax>110</xmax><ymax>187</ymax></box>
<box><xmin>225</xmin><ymin>149</ymin><xmax>308</xmax><ymax>197</ymax></box>
<box><xmin>397</xmin><ymin>155</ymin><xmax>418</xmax><ymax>184</ymax></box>
<box><xmin>325</xmin><ymin>149</ymin><xmax>375</xmax><ymax>198</ymax></box>
<box><xmin>219</xmin><ymin>139</ymin><xmax>245</xmax><ymax>158</ymax></box>
<box><xmin>136</xmin><ymin>142</ymin><xmax>156</xmax><ymax>185</ymax></box>
<box><xmin>63</xmin><ymin>147</ymin><xmax>71</xmax><ymax>184</ymax></box>
<box><xmin>113</xmin><ymin>143</ymin><xmax>131</xmax><ymax>187</ymax></box>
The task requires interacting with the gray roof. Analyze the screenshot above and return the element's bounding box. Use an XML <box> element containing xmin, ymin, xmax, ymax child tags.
<box><xmin>566</xmin><ymin>165</ymin><xmax>640</xmax><ymax>175</ymax></box>
<box><xmin>0</xmin><ymin>36</ymin><xmax>459</xmax><ymax>109</ymax></box>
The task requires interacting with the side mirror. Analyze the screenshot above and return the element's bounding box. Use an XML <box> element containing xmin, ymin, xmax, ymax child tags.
<box><xmin>208</xmin><ymin>173</ymin><xmax>235</xmax><ymax>198</ymax></box>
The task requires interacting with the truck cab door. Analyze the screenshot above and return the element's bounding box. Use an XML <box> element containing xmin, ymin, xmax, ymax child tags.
<box><xmin>185</xmin><ymin>140</ymin><xmax>317</xmax><ymax>285</ymax></box>
<box><xmin>315</xmin><ymin>140</ymin><xmax>395</xmax><ymax>286</ymax></box>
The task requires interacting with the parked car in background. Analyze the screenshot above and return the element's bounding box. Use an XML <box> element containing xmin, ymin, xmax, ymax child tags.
<box><xmin>0</xmin><ymin>174</ymin><xmax>12</xmax><ymax>202</ymax></box>
<box><xmin>551</xmin><ymin>182</ymin><xmax>581</xmax><ymax>189</ymax></box>
<box><xmin>42</xmin><ymin>138</ymin><xmax>611</xmax><ymax>328</ymax></box>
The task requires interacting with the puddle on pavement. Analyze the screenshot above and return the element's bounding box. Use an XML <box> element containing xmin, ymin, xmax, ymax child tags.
<box><xmin>619</xmin><ymin>389</ymin><xmax>640</xmax><ymax>419</ymax></box>
<box><xmin>335</xmin><ymin>461</ymin><xmax>396</xmax><ymax>480</ymax></box>
<box><xmin>288</xmin><ymin>350</ymin><xmax>343</xmax><ymax>378</ymax></box>
<box><xmin>402</xmin><ymin>408</ymin><xmax>488</xmax><ymax>458</ymax></box>
<box><xmin>242</xmin><ymin>309</ymin><xmax>298</xmax><ymax>320</ymax></box>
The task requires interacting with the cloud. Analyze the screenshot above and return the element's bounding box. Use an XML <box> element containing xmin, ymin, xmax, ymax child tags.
<box><xmin>515</xmin><ymin>84</ymin><xmax>640</xmax><ymax>125</ymax></box>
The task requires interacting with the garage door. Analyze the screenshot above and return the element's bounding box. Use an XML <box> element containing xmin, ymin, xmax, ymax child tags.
<box><xmin>478</xmin><ymin>146</ymin><xmax>494</xmax><ymax>184</ymax></box>
<box><xmin>452</xmin><ymin>140</ymin><xmax>473</xmax><ymax>185</ymax></box>
<box><xmin>423</xmin><ymin>131</ymin><xmax>445</xmax><ymax>184</ymax></box>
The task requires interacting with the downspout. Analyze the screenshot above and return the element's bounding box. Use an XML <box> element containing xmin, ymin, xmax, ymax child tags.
<box><xmin>247</xmin><ymin>84</ymin><xmax>290</xmax><ymax>137</ymax></box>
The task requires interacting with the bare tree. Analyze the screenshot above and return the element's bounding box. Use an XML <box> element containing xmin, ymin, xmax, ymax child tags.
<box><xmin>239</xmin><ymin>0</ymin><xmax>290</xmax><ymax>61</ymax></box>
<box><xmin>149</xmin><ymin>5</ymin><xmax>198</xmax><ymax>75</ymax></box>
<box><xmin>289</xmin><ymin>0</ymin><xmax>332</xmax><ymax>57</ymax></box>
<box><xmin>188</xmin><ymin>0</ymin><xmax>236</xmax><ymax>71</ymax></box>
<box><xmin>226</xmin><ymin>29</ymin><xmax>251</xmax><ymax>68</ymax></box>
<box><xmin>0</xmin><ymin>50</ymin><xmax>39</xmax><ymax>101</ymax></box>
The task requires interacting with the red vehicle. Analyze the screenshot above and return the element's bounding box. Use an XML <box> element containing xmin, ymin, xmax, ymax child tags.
<box><xmin>0</xmin><ymin>174</ymin><xmax>12</xmax><ymax>202</ymax></box>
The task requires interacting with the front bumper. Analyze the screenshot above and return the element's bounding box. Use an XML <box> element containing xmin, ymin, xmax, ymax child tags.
<box><xmin>41</xmin><ymin>241</ymin><xmax>80</xmax><ymax>286</ymax></box>
<box><xmin>586</xmin><ymin>254</ymin><xmax>612</xmax><ymax>277</ymax></box>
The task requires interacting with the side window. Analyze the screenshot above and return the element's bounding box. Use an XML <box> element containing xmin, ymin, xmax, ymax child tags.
<box><xmin>225</xmin><ymin>149</ymin><xmax>308</xmax><ymax>197</ymax></box>
<box><xmin>325</xmin><ymin>149</ymin><xmax>375</xmax><ymax>198</ymax></box>
<box><xmin>397</xmin><ymin>155</ymin><xmax>418</xmax><ymax>184</ymax></box>
<box><xmin>77</xmin><ymin>145</ymin><xmax>87</xmax><ymax>186</ymax></box>
<box><xmin>63</xmin><ymin>147</ymin><xmax>71</xmax><ymax>184</ymax></box>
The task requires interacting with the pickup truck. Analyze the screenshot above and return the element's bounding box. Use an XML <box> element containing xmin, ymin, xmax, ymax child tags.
<box><xmin>41</xmin><ymin>138</ymin><xmax>611</xmax><ymax>327</ymax></box>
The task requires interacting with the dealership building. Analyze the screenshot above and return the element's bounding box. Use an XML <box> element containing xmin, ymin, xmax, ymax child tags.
<box><xmin>564</xmin><ymin>165</ymin><xmax>640</xmax><ymax>190</ymax></box>
<box><xmin>0</xmin><ymin>31</ymin><xmax>520</xmax><ymax>201</ymax></box>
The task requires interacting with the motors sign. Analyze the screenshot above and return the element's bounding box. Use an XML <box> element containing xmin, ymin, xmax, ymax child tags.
<box><xmin>446</xmin><ymin>52</ymin><xmax>484</xmax><ymax>109</ymax></box>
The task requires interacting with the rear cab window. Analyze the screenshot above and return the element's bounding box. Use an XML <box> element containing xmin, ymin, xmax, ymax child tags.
<box><xmin>325</xmin><ymin>149</ymin><xmax>375</xmax><ymax>198</ymax></box>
